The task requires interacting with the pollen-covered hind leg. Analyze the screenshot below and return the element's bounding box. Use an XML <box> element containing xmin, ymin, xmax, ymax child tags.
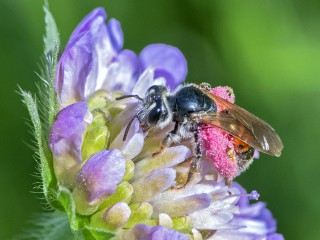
<box><xmin>152</xmin><ymin>122</ymin><xmax>180</xmax><ymax>157</ymax></box>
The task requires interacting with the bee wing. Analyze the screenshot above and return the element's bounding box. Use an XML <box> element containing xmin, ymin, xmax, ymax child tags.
<box><xmin>193</xmin><ymin>86</ymin><xmax>283</xmax><ymax>156</ymax></box>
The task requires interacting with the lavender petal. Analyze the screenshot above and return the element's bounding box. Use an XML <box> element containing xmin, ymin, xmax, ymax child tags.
<box><xmin>110</xmin><ymin>118</ymin><xmax>144</xmax><ymax>159</ymax></box>
<box><xmin>55</xmin><ymin>38</ymin><xmax>93</xmax><ymax>107</ymax></box>
<box><xmin>140</xmin><ymin>44</ymin><xmax>187</xmax><ymax>89</ymax></box>
<box><xmin>267</xmin><ymin>233</ymin><xmax>285</xmax><ymax>240</ymax></box>
<box><xmin>102</xmin><ymin>49</ymin><xmax>140</xmax><ymax>94</ymax></box>
<box><xmin>67</xmin><ymin>8</ymin><xmax>107</xmax><ymax>49</ymax></box>
<box><xmin>76</xmin><ymin>149</ymin><xmax>126</xmax><ymax>205</ymax></box>
<box><xmin>106</xmin><ymin>18</ymin><xmax>124</xmax><ymax>53</ymax></box>
<box><xmin>55</xmin><ymin>8</ymin><xmax>127</xmax><ymax>107</ymax></box>
<box><xmin>49</xmin><ymin>101</ymin><xmax>89</xmax><ymax>187</ymax></box>
<box><xmin>128</xmin><ymin>224</ymin><xmax>189</xmax><ymax>240</ymax></box>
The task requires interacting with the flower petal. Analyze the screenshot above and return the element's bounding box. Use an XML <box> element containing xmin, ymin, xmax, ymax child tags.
<box><xmin>191</xmin><ymin>205</ymin><xmax>238</xmax><ymax>230</ymax></box>
<box><xmin>152</xmin><ymin>193</ymin><xmax>212</xmax><ymax>218</ymax></box>
<box><xmin>140</xmin><ymin>44</ymin><xmax>187</xmax><ymax>89</ymax></box>
<box><xmin>110</xmin><ymin>118</ymin><xmax>144</xmax><ymax>159</ymax></box>
<box><xmin>49</xmin><ymin>101</ymin><xmax>89</xmax><ymax>187</ymax></box>
<box><xmin>55</xmin><ymin>8</ymin><xmax>128</xmax><ymax>107</ymax></box>
<box><xmin>267</xmin><ymin>233</ymin><xmax>285</xmax><ymax>240</ymax></box>
<box><xmin>132</xmin><ymin>146</ymin><xmax>191</xmax><ymax>181</ymax></box>
<box><xmin>67</xmin><ymin>8</ymin><xmax>107</xmax><ymax>48</ymax></box>
<box><xmin>159</xmin><ymin>213</ymin><xmax>173</xmax><ymax>228</ymax></box>
<box><xmin>131</xmin><ymin>168</ymin><xmax>176</xmax><ymax>203</ymax></box>
<box><xmin>74</xmin><ymin>149</ymin><xmax>125</xmax><ymax>212</ymax></box>
<box><xmin>212</xmin><ymin>182</ymin><xmax>281</xmax><ymax>238</ymax></box>
<box><xmin>102</xmin><ymin>49</ymin><xmax>140</xmax><ymax>94</ymax></box>
<box><xmin>55</xmin><ymin>38</ymin><xmax>93</xmax><ymax>107</ymax></box>
<box><xmin>126</xmin><ymin>224</ymin><xmax>189</xmax><ymax>240</ymax></box>
<box><xmin>132</xmin><ymin>68</ymin><xmax>155</xmax><ymax>97</ymax></box>
<box><xmin>106</xmin><ymin>18</ymin><xmax>124</xmax><ymax>52</ymax></box>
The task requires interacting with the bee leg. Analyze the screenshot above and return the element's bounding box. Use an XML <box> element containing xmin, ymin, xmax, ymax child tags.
<box><xmin>152</xmin><ymin>121</ymin><xmax>180</xmax><ymax>157</ymax></box>
<box><xmin>173</xmin><ymin>128</ymin><xmax>201</xmax><ymax>189</ymax></box>
<box><xmin>224</xmin><ymin>178</ymin><xmax>232</xmax><ymax>187</ymax></box>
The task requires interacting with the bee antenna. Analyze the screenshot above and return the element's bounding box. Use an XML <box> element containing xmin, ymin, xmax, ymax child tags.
<box><xmin>123</xmin><ymin>109</ymin><xmax>143</xmax><ymax>141</ymax></box>
<box><xmin>123</xmin><ymin>117</ymin><xmax>135</xmax><ymax>141</ymax></box>
<box><xmin>116</xmin><ymin>95</ymin><xmax>143</xmax><ymax>101</ymax></box>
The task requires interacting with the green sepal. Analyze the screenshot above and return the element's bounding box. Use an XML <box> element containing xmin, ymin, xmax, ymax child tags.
<box><xmin>124</xmin><ymin>202</ymin><xmax>153</xmax><ymax>228</ymax></box>
<box><xmin>90</xmin><ymin>203</ymin><xmax>131</xmax><ymax>232</ymax></box>
<box><xmin>82</xmin><ymin>111</ymin><xmax>110</xmax><ymax>162</ymax></box>
<box><xmin>122</xmin><ymin>159</ymin><xmax>135</xmax><ymax>182</ymax></box>
<box><xmin>99</xmin><ymin>182</ymin><xmax>133</xmax><ymax>211</ymax></box>
<box><xmin>172</xmin><ymin>216</ymin><xmax>193</xmax><ymax>233</ymax></box>
<box><xmin>58</xmin><ymin>186</ymin><xmax>89</xmax><ymax>230</ymax></box>
<box><xmin>141</xmin><ymin>219</ymin><xmax>158</xmax><ymax>227</ymax></box>
<box><xmin>43</xmin><ymin>0</ymin><xmax>60</xmax><ymax>55</ymax></box>
<box><xmin>87</xmin><ymin>90</ymin><xmax>114</xmax><ymax>112</ymax></box>
<box><xmin>43</xmin><ymin>0</ymin><xmax>59</xmax><ymax>126</ymax></box>
<box><xmin>20</xmin><ymin>0</ymin><xmax>61</xmax><ymax>209</ymax></box>
<box><xmin>20</xmin><ymin>90</ymin><xmax>56</xmax><ymax>202</ymax></box>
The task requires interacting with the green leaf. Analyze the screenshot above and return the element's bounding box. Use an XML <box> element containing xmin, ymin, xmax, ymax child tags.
<box><xmin>20</xmin><ymin>90</ymin><xmax>56</xmax><ymax>202</ymax></box>
<box><xmin>14</xmin><ymin>211</ymin><xmax>78</xmax><ymax>240</ymax></box>
<box><xmin>43</xmin><ymin>0</ymin><xmax>60</xmax><ymax>55</ymax></box>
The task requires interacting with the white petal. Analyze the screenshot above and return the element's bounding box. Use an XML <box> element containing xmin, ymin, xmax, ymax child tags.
<box><xmin>152</xmin><ymin>193</ymin><xmax>211</xmax><ymax>218</ymax></box>
<box><xmin>192</xmin><ymin>229</ymin><xmax>203</xmax><ymax>240</ymax></box>
<box><xmin>132</xmin><ymin>146</ymin><xmax>191</xmax><ymax>181</ymax></box>
<box><xmin>131</xmin><ymin>168</ymin><xmax>176</xmax><ymax>203</ymax></box>
<box><xmin>132</xmin><ymin>68</ymin><xmax>155</xmax><ymax>97</ymax></box>
<box><xmin>110</xmin><ymin>118</ymin><xmax>144</xmax><ymax>159</ymax></box>
<box><xmin>159</xmin><ymin>213</ymin><xmax>173</xmax><ymax>228</ymax></box>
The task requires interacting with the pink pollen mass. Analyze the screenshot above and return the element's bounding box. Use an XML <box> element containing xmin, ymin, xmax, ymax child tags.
<box><xmin>199</xmin><ymin>126</ymin><xmax>239</xmax><ymax>180</ymax></box>
<box><xmin>198</xmin><ymin>86</ymin><xmax>239</xmax><ymax>180</ymax></box>
<box><xmin>211</xmin><ymin>86</ymin><xmax>235</xmax><ymax>103</ymax></box>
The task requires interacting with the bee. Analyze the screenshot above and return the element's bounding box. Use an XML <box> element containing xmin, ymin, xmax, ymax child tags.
<box><xmin>116</xmin><ymin>83</ymin><xmax>283</xmax><ymax>186</ymax></box>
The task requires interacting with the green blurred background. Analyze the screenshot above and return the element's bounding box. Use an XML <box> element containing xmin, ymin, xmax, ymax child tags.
<box><xmin>1</xmin><ymin>0</ymin><xmax>319</xmax><ymax>239</ymax></box>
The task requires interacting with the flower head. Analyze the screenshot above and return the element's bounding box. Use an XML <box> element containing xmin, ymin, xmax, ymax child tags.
<box><xmin>212</xmin><ymin>183</ymin><xmax>284</xmax><ymax>240</ymax></box>
<box><xmin>23</xmin><ymin>6</ymin><xmax>284</xmax><ymax>240</ymax></box>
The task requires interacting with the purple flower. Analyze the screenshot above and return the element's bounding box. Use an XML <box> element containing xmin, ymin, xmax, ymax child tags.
<box><xmin>44</xmin><ymin>7</ymin><xmax>284</xmax><ymax>240</ymax></box>
<box><xmin>212</xmin><ymin>183</ymin><xmax>284</xmax><ymax>239</ymax></box>
<box><xmin>55</xmin><ymin>8</ymin><xmax>187</xmax><ymax>108</ymax></box>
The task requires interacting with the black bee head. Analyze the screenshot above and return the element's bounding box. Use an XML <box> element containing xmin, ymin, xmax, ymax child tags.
<box><xmin>138</xmin><ymin>85</ymin><xmax>170</xmax><ymax>130</ymax></box>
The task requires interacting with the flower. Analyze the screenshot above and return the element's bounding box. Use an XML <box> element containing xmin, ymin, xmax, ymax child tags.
<box><xmin>24</xmin><ymin>6</ymin><xmax>284</xmax><ymax>240</ymax></box>
<box><xmin>54</xmin><ymin>8</ymin><xmax>187</xmax><ymax>108</ymax></box>
<box><xmin>211</xmin><ymin>183</ymin><xmax>284</xmax><ymax>240</ymax></box>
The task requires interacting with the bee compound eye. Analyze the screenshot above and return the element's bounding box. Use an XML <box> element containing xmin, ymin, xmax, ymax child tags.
<box><xmin>147</xmin><ymin>107</ymin><xmax>162</xmax><ymax>125</ymax></box>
